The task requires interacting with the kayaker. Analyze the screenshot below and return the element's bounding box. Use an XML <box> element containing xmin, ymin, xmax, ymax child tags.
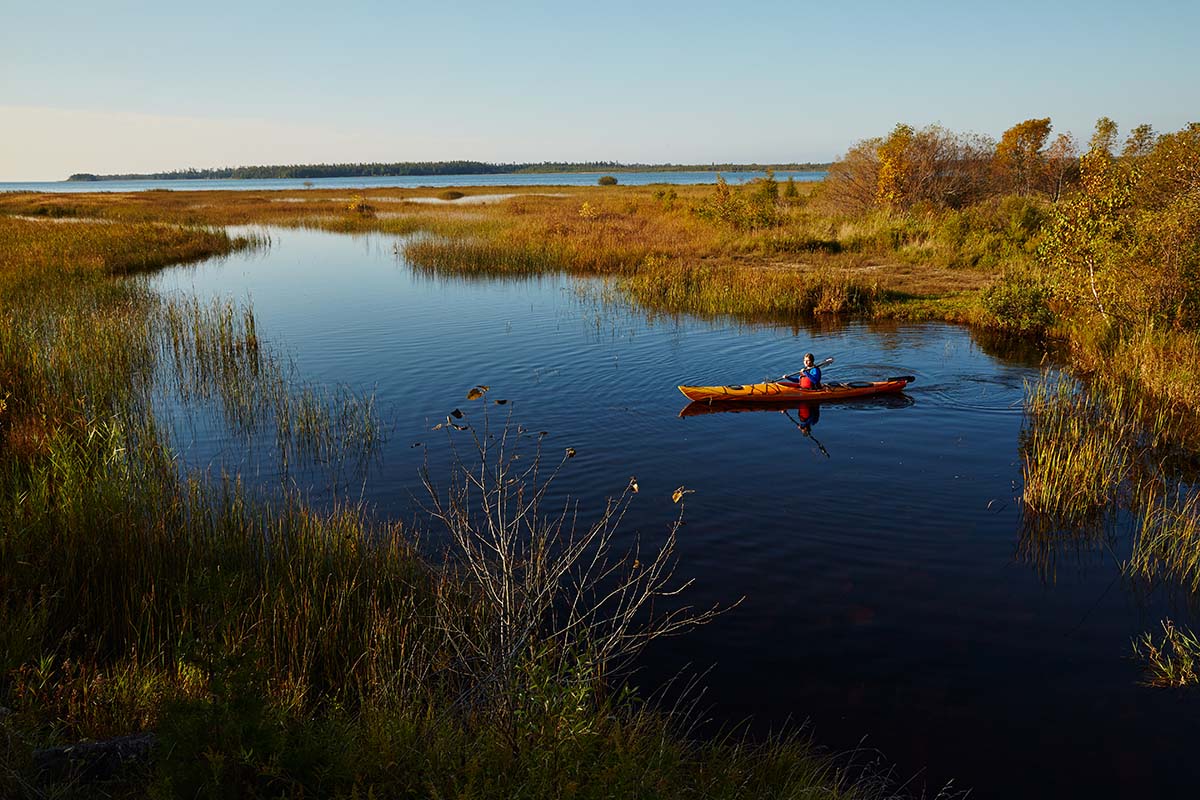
<box><xmin>795</xmin><ymin>353</ymin><xmax>822</xmax><ymax>389</ymax></box>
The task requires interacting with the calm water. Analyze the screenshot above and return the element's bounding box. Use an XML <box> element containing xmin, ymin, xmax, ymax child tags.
<box><xmin>0</xmin><ymin>170</ymin><xmax>824</xmax><ymax>194</ymax></box>
<box><xmin>150</xmin><ymin>228</ymin><xmax>1198</xmax><ymax>799</ymax></box>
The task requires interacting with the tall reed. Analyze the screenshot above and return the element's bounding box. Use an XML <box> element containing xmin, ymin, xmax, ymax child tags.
<box><xmin>1020</xmin><ymin>378</ymin><xmax>1130</xmax><ymax>523</ymax></box>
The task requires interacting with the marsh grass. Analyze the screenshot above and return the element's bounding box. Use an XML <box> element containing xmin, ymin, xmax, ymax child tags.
<box><xmin>1132</xmin><ymin>619</ymin><xmax>1200</xmax><ymax>688</ymax></box>
<box><xmin>1020</xmin><ymin>379</ymin><xmax>1131</xmax><ymax>523</ymax></box>
<box><xmin>1019</xmin><ymin>371</ymin><xmax>1192</xmax><ymax>519</ymax></box>
<box><xmin>623</xmin><ymin>259</ymin><xmax>884</xmax><ymax>321</ymax></box>
<box><xmin>1020</xmin><ymin>372</ymin><xmax>1200</xmax><ymax>617</ymax></box>
<box><xmin>0</xmin><ymin>184</ymin><xmax>1010</xmax><ymax>314</ymax></box>
<box><xmin>405</xmin><ymin>233</ymin><xmax>574</xmax><ymax>276</ymax></box>
<box><xmin>1129</xmin><ymin>489</ymin><xmax>1200</xmax><ymax>593</ymax></box>
<box><xmin>161</xmin><ymin>295</ymin><xmax>382</xmax><ymax>474</ymax></box>
<box><xmin>0</xmin><ymin>209</ymin><xmax>890</xmax><ymax>798</ymax></box>
<box><xmin>1070</xmin><ymin>321</ymin><xmax>1200</xmax><ymax>427</ymax></box>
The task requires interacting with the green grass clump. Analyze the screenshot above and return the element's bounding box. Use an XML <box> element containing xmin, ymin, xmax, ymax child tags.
<box><xmin>1132</xmin><ymin>620</ymin><xmax>1200</xmax><ymax>688</ymax></box>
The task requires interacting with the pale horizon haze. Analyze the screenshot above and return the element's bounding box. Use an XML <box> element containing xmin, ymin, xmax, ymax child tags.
<box><xmin>2</xmin><ymin>0</ymin><xmax>1197</xmax><ymax>181</ymax></box>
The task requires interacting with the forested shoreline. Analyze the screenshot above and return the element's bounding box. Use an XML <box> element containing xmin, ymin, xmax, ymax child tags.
<box><xmin>66</xmin><ymin>161</ymin><xmax>831</xmax><ymax>182</ymax></box>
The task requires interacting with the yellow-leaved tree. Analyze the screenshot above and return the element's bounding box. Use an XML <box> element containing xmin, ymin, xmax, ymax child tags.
<box><xmin>992</xmin><ymin>118</ymin><xmax>1052</xmax><ymax>196</ymax></box>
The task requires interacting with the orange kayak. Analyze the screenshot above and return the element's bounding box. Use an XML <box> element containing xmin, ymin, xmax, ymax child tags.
<box><xmin>677</xmin><ymin>375</ymin><xmax>915</xmax><ymax>404</ymax></box>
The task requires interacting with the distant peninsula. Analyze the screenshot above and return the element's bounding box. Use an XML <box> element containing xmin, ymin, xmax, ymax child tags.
<box><xmin>67</xmin><ymin>161</ymin><xmax>830</xmax><ymax>182</ymax></box>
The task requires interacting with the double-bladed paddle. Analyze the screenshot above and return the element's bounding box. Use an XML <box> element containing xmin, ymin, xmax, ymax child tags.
<box><xmin>781</xmin><ymin>356</ymin><xmax>834</xmax><ymax>383</ymax></box>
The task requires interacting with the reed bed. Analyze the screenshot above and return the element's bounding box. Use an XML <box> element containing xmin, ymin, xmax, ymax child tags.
<box><xmin>1129</xmin><ymin>489</ymin><xmax>1200</xmax><ymax>593</ymax></box>
<box><xmin>623</xmin><ymin>259</ymin><xmax>884</xmax><ymax>321</ymax></box>
<box><xmin>1069</xmin><ymin>321</ymin><xmax>1200</xmax><ymax>425</ymax></box>
<box><xmin>1019</xmin><ymin>378</ymin><xmax>1131</xmax><ymax>523</ymax></box>
<box><xmin>161</xmin><ymin>296</ymin><xmax>382</xmax><ymax>471</ymax></box>
<box><xmin>0</xmin><ymin>215</ymin><xmax>257</xmax><ymax>277</ymax></box>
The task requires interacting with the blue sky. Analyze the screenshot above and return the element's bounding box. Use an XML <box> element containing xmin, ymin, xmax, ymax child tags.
<box><xmin>2</xmin><ymin>0</ymin><xmax>1197</xmax><ymax>179</ymax></box>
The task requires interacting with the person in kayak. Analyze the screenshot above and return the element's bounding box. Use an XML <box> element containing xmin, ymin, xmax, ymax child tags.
<box><xmin>785</xmin><ymin>353</ymin><xmax>822</xmax><ymax>389</ymax></box>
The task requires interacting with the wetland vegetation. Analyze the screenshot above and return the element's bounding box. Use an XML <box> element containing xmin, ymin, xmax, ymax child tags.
<box><xmin>0</xmin><ymin>215</ymin><xmax>886</xmax><ymax>795</ymax></box>
<box><xmin>2</xmin><ymin>115</ymin><xmax>1199</xmax><ymax>796</ymax></box>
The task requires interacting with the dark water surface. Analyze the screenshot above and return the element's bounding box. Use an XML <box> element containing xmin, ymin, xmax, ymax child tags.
<box><xmin>150</xmin><ymin>229</ymin><xmax>1198</xmax><ymax>799</ymax></box>
<box><xmin>0</xmin><ymin>170</ymin><xmax>823</xmax><ymax>194</ymax></box>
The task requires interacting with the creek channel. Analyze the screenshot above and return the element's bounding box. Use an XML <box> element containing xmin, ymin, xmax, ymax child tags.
<box><xmin>148</xmin><ymin>226</ymin><xmax>1199</xmax><ymax>799</ymax></box>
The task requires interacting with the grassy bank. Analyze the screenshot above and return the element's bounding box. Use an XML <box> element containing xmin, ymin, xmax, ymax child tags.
<box><xmin>0</xmin><ymin>218</ymin><xmax>891</xmax><ymax>796</ymax></box>
<box><xmin>0</xmin><ymin>181</ymin><xmax>1007</xmax><ymax>327</ymax></box>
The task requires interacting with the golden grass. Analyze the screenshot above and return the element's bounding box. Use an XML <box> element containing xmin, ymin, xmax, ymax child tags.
<box><xmin>0</xmin><ymin>216</ymin><xmax>251</xmax><ymax>277</ymax></box>
<box><xmin>1069</xmin><ymin>321</ymin><xmax>1200</xmax><ymax>418</ymax></box>
<box><xmin>0</xmin><ymin>184</ymin><xmax>1063</xmax><ymax>337</ymax></box>
<box><xmin>1129</xmin><ymin>490</ymin><xmax>1200</xmax><ymax>593</ymax></box>
<box><xmin>0</xmin><ymin>183</ymin><xmax>994</xmax><ymax>296</ymax></box>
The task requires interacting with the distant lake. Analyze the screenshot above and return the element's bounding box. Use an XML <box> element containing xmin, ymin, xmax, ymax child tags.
<box><xmin>145</xmin><ymin>226</ymin><xmax>1200</xmax><ymax>800</ymax></box>
<box><xmin>0</xmin><ymin>170</ymin><xmax>825</xmax><ymax>194</ymax></box>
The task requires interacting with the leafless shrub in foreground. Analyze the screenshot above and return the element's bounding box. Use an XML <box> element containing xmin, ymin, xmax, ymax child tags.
<box><xmin>421</xmin><ymin>404</ymin><xmax>729</xmax><ymax>741</ymax></box>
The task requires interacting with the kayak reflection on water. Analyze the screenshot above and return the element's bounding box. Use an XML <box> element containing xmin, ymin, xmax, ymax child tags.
<box><xmin>784</xmin><ymin>402</ymin><xmax>819</xmax><ymax>433</ymax></box>
<box><xmin>677</xmin><ymin>394</ymin><xmax>916</xmax><ymax>459</ymax></box>
<box><xmin>782</xmin><ymin>403</ymin><xmax>830</xmax><ymax>458</ymax></box>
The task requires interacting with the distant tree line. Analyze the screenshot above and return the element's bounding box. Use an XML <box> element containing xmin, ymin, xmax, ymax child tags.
<box><xmin>67</xmin><ymin>161</ymin><xmax>831</xmax><ymax>182</ymax></box>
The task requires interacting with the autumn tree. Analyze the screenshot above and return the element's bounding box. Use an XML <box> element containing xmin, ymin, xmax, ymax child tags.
<box><xmin>1043</xmin><ymin>133</ymin><xmax>1079</xmax><ymax>202</ymax></box>
<box><xmin>1039</xmin><ymin>118</ymin><xmax>1133</xmax><ymax>321</ymax></box>
<box><xmin>1128</xmin><ymin>123</ymin><xmax>1200</xmax><ymax>326</ymax></box>
<box><xmin>993</xmin><ymin>118</ymin><xmax>1052</xmax><ymax>196</ymax></box>
<box><xmin>821</xmin><ymin>136</ymin><xmax>882</xmax><ymax>211</ymax></box>
<box><xmin>1123</xmin><ymin>123</ymin><xmax>1157</xmax><ymax>158</ymax></box>
<box><xmin>1039</xmin><ymin>119</ymin><xmax>1200</xmax><ymax>327</ymax></box>
<box><xmin>824</xmin><ymin>123</ymin><xmax>993</xmax><ymax>211</ymax></box>
<box><xmin>1089</xmin><ymin>116</ymin><xmax>1119</xmax><ymax>155</ymax></box>
<box><xmin>876</xmin><ymin>123</ymin><xmax>915</xmax><ymax>205</ymax></box>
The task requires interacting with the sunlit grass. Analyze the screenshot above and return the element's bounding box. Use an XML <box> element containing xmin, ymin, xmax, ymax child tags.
<box><xmin>1129</xmin><ymin>490</ymin><xmax>1200</xmax><ymax>593</ymax></box>
<box><xmin>1132</xmin><ymin>620</ymin><xmax>1200</xmax><ymax>688</ymax></box>
<box><xmin>623</xmin><ymin>258</ymin><xmax>884</xmax><ymax>321</ymax></box>
<box><xmin>1020</xmin><ymin>378</ymin><xmax>1132</xmax><ymax>523</ymax></box>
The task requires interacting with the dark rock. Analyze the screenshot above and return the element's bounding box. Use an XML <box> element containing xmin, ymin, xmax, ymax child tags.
<box><xmin>33</xmin><ymin>731</ymin><xmax>156</xmax><ymax>782</ymax></box>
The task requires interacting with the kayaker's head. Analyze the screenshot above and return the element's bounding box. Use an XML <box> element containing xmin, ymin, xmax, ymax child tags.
<box><xmin>804</xmin><ymin>352</ymin><xmax>815</xmax><ymax>367</ymax></box>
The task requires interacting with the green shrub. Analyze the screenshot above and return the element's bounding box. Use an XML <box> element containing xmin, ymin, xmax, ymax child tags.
<box><xmin>690</xmin><ymin>177</ymin><xmax>780</xmax><ymax>230</ymax></box>
<box><xmin>598</xmin><ymin>175</ymin><xmax>618</xmax><ymax>186</ymax></box>
<box><xmin>980</xmin><ymin>272</ymin><xmax>1054</xmax><ymax>332</ymax></box>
